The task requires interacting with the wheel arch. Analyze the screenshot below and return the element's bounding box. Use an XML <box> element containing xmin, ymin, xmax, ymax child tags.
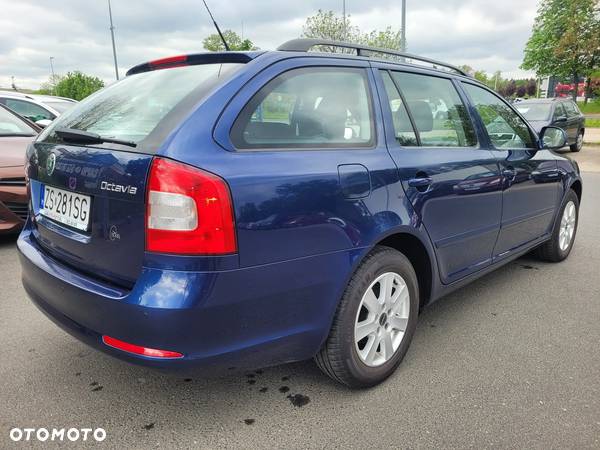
<box><xmin>570</xmin><ymin>179</ymin><xmax>582</xmax><ymax>204</ymax></box>
<box><xmin>374</xmin><ymin>231</ymin><xmax>435</xmax><ymax>308</ymax></box>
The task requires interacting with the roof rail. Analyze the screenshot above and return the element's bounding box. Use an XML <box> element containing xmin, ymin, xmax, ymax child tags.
<box><xmin>277</xmin><ymin>38</ymin><xmax>469</xmax><ymax>77</ymax></box>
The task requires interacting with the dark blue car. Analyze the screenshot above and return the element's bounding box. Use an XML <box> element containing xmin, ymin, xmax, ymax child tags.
<box><xmin>18</xmin><ymin>39</ymin><xmax>582</xmax><ymax>388</ymax></box>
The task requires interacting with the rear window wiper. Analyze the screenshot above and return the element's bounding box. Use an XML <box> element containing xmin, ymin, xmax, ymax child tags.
<box><xmin>54</xmin><ymin>127</ymin><xmax>137</xmax><ymax>148</ymax></box>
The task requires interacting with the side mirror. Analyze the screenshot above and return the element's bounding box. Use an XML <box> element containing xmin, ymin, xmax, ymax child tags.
<box><xmin>540</xmin><ymin>126</ymin><xmax>567</xmax><ymax>150</ymax></box>
<box><xmin>35</xmin><ymin>119</ymin><xmax>52</xmax><ymax>128</ymax></box>
<box><xmin>554</xmin><ymin>116</ymin><xmax>567</xmax><ymax>123</ymax></box>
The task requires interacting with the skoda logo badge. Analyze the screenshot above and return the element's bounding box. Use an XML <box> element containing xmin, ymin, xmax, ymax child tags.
<box><xmin>46</xmin><ymin>153</ymin><xmax>56</xmax><ymax>176</ymax></box>
<box><xmin>109</xmin><ymin>225</ymin><xmax>120</xmax><ymax>241</ymax></box>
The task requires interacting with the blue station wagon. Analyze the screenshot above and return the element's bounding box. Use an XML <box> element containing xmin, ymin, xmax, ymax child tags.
<box><xmin>18</xmin><ymin>39</ymin><xmax>582</xmax><ymax>387</ymax></box>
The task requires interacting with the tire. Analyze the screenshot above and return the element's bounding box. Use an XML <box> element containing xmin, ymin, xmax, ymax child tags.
<box><xmin>315</xmin><ymin>246</ymin><xmax>419</xmax><ymax>388</ymax></box>
<box><xmin>570</xmin><ymin>130</ymin><xmax>583</xmax><ymax>152</ymax></box>
<box><xmin>536</xmin><ymin>189</ymin><xmax>579</xmax><ymax>262</ymax></box>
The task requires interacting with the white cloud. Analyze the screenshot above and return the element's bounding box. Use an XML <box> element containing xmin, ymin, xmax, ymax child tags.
<box><xmin>0</xmin><ymin>0</ymin><xmax>539</xmax><ymax>89</ymax></box>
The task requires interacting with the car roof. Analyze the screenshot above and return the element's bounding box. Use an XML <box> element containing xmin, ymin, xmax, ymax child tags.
<box><xmin>126</xmin><ymin>39</ymin><xmax>478</xmax><ymax>84</ymax></box>
<box><xmin>277</xmin><ymin>38</ymin><xmax>470</xmax><ymax>77</ymax></box>
<box><xmin>0</xmin><ymin>91</ymin><xmax>76</xmax><ymax>103</ymax></box>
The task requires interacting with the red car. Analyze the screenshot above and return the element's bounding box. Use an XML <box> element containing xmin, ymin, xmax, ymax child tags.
<box><xmin>0</xmin><ymin>104</ymin><xmax>39</xmax><ymax>234</ymax></box>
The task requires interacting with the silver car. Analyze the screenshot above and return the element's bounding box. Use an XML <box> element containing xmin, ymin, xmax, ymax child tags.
<box><xmin>0</xmin><ymin>92</ymin><xmax>76</xmax><ymax>128</ymax></box>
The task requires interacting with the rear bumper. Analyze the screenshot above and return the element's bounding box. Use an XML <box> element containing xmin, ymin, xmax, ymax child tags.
<box><xmin>18</xmin><ymin>225</ymin><xmax>362</xmax><ymax>372</ymax></box>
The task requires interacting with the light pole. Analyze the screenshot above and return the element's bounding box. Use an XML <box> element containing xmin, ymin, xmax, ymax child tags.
<box><xmin>108</xmin><ymin>0</ymin><xmax>119</xmax><ymax>80</ymax></box>
<box><xmin>342</xmin><ymin>0</ymin><xmax>347</xmax><ymax>41</ymax></box>
<box><xmin>401</xmin><ymin>0</ymin><xmax>406</xmax><ymax>51</ymax></box>
<box><xmin>49</xmin><ymin>56</ymin><xmax>56</xmax><ymax>95</ymax></box>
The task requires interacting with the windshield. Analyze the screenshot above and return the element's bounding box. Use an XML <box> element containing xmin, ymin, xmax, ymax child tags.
<box><xmin>44</xmin><ymin>101</ymin><xmax>76</xmax><ymax>114</ymax></box>
<box><xmin>0</xmin><ymin>107</ymin><xmax>36</xmax><ymax>136</ymax></box>
<box><xmin>40</xmin><ymin>63</ymin><xmax>243</xmax><ymax>144</ymax></box>
<box><xmin>516</xmin><ymin>103</ymin><xmax>552</xmax><ymax>121</ymax></box>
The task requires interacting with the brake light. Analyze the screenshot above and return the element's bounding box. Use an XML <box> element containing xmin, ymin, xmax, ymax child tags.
<box><xmin>102</xmin><ymin>335</ymin><xmax>183</xmax><ymax>359</ymax></box>
<box><xmin>146</xmin><ymin>158</ymin><xmax>237</xmax><ymax>255</ymax></box>
<box><xmin>148</xmin><ymin>54</ymin><xmax>188</xmax><ymax>70</ymax></box>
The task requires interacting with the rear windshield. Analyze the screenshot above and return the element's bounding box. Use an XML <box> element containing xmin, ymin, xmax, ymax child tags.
<box><xmin>515</xmin><ymin>103</ymin><xmax>552</xmax><ymax>121</ymax></box>
<box><xmin>40</xmin><ymin>63</ymin><xmax>243</xmax><ymax>145</ymax></box>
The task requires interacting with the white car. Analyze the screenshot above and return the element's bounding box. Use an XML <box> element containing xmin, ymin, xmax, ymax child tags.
<box><xmin>0</xmin><ymin>92</ymin><xmax>77</xmax><ymax>127</ymax></box>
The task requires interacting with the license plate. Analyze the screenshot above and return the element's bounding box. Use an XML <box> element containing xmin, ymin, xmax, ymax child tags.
<box><xmin>40</xmin><ymin>184</ymin><xmax>91</xmax><ymax>231</ymax></box>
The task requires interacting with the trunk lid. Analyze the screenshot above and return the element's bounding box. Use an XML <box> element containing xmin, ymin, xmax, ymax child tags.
<box><xmin>27</xmin><ymin>142</ymin><xmax>151</xmax><ymax>287</ymax></box>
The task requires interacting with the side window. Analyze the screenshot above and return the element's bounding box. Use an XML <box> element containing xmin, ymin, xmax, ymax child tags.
<box><xmin>563</xmin><ymin>101</ymin><xmax>579</xmax><ymax>118</ymax></box>
<box><xmin>4</xmin><ymin>99</ymin><xmax>54</xmax><ymax>121</ymax></box>
<box><xmin>390</xmin><ymin>72</ymin><xmax>477</xmax><ymax>147</ymax></box>
<box><xmin>553</xmin><ymin>103</ymin><xmax>566</xmax><ymax>120</ymax></box>
<box><xmin>231</xmin><ymin>67</ymin><xmax>374</xmax><ymax>149</ymax></box>
<box><xmin>380</xmin><ymin>71</ymin><xmax>418</xmax><ymax>146</ymax></box>
<box><xmin>462</xmin><ymin>83</ymin><xmax>535</xmax><ymax>149</ymax></box>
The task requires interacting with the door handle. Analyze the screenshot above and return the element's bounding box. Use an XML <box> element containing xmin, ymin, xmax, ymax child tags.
<box><xmin>408</xmin><ymin>177</ymin><xmax>433</xmax><ymax>189</ymax></box>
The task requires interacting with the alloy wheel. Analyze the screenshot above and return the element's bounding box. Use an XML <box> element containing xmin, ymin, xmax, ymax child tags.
<box><xmin>354</xmin><ymin>272</ymin><xmax>410</xmax><ymax>367</ymax></box>
<box><xmin>559</xmin><ymin>200</ymin><xmax>576</xmax><ymax>252</ymax></box>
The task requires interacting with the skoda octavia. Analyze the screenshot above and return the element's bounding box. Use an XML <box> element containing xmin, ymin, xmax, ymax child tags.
<box><xmin>18</xmin><ymin>39</ymin><xmax>582</xmax><ymax>388</ymax></box>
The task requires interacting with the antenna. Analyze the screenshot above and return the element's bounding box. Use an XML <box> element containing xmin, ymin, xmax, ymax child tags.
<box><xmin>108</xmin><ymin>0</ymin><xmax>120</xmax><ymax>79</ymax></box>
<box><xmin>201</xmin><ymin>0</ymin><xmax>230</xmax><ymax>51</ymax></box>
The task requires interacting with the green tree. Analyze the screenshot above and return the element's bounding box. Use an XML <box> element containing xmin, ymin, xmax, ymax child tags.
<box><xmin>458</xmin><ymin>64</ymin><xmax>474</xmax><ymax>75</ymax></box>
<box><xmin>35</xmin><ymin>74</ymin><xmax>64</xmax><ymax>96</ymax></box>
<box><xmin>53</xmin><ymin>72</ymin><xmax>104</xmax><ymax>100</ymax></box>
<box><xmin>301</xmin><ymin>10</ymin><xmax>403</xmax><ymax>52</ymax></box>
<box><xmin>473</xmin><ymin>70</ymin><xmax>489</xmax><ymax>85</ymax></box>
<box><xmin>522</xmin><ymin>0</ymin><xmax>600</xmax><ymax>102</ymax></box>
<box><xmin>504</xmin><ymin>80</ymin><xmax>517</xmax><ymax>98</ymax></box>
<box><xmin>362</xmin><ymin>26</ymin><xmax>403</xmax><ymax>51</ymax></box>
<box><xmin>203</xmin><ymin>30</ymin><xmax>258</xmax><ymax>51</ymax></box>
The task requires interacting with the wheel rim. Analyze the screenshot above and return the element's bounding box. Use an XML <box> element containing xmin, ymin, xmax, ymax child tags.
<box><xmin>577</xmin><ymin>132</ymin><xmax>583</xmax><ymax>150</ymax></box>
<box><xmin>354</xmin><ymin>272</ymin><xmax>410</xmax><ymax>367</ymax></box>
<box><xmin>559</xmin><ymin>201</ymin><xmax>576</xmax><ymax>252</ymax></box>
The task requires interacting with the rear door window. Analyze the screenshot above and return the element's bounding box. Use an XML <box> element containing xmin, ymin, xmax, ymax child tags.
<box><xmin>462</xmin><ymin>83</ymin><xmax>535</xmax><ymax>149</ymax></box>
<box><xmin>563</xmin><ymin>101</ymin><xmax>580</xmax><ymax>118</ymax></box>
<box><xmin>389</xmin><ymin>71</ymin><xmax>477</xmax><ymax>147</ymax></box>
<box><xmin>230</xmin><ymin>67</ymin><xmax>375</xmax><ymax>149</ymax></box>
<box><xmin>553</xmin><ymin>103</ymin><xmax>566</xmax><ymax>120</ymax></box>
<box><xmin>380</xmin><ymin>71</ymin><xmax>418</xmax><ymax>146</ymax></box>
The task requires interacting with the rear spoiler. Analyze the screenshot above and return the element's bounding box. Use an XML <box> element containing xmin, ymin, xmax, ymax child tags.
<box><xmin>126</xmin><ymin>52</ymin><xmax>263</xmax><ymax>76</ymax></box>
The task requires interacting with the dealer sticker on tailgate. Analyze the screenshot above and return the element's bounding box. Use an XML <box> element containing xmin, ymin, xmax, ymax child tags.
<box><xmin>40</xmin><ymin>184</ymin><xmax>91</xmax><ymax>231</ymax></box>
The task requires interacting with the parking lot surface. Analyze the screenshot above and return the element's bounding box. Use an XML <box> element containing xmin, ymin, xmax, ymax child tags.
<box><xmin>1</xmin><ymin>148</ymin><xmax>599</xmax><ymax>449</ymax></box>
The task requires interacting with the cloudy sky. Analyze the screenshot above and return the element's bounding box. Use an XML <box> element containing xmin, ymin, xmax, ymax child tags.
<box><xmin>0</xmin><ymin>0</ymin><xmax>539</xmax><ymax>90</ymax></box>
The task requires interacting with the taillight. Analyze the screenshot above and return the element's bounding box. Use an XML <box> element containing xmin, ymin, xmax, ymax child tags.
<box><xmin>146</xmin><ymin>157</ymin><xmax>237</xmax><ymax>255</ymax></box>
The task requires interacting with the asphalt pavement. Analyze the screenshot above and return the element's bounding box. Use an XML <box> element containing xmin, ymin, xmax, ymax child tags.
<box><xmin>1</xmin><ymin>148</ymin><xmax>599</xmax><ymax>449</ymax></box>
